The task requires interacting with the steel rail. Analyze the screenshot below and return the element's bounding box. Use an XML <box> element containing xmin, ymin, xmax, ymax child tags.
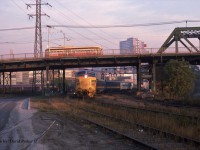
<box><xmin>77</xmin><ymin>115</ymin><xmax>158</xmax><ymax>150</ymax></box>
<box><xmin>90</xmin><ymin>98</ymin><xmax>200</xmax><ymax>124</ymax></box>
<box><xmin>79</xmin><ymin>107</ymin><xmax>200</xmax><ymax>148</ymax></box>
<box><xmin>133</xmin><ymin>98</ymin><xmax>200</xmax><ymax>110</ymax></box>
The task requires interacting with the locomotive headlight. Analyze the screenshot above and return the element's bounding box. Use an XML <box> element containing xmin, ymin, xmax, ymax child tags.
<box><xmin>84</xmin><ymin>74</ymin><xmax>88</xmax><ymax>78</ymax></box>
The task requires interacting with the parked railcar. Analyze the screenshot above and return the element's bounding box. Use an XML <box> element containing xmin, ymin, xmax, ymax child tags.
<box><xmin>96</xmin><ymin>80</ymin><xmax>133</xmax><ymax>93</ymax></box>
<box><xmin>96</xmin><ymin>80</ymin><xmax>106</xmax><ymax>93</ymax></box>
<box><xmin>75</xmin><ymin>70</ymin><xmax>97</xmax><ymax>98</ymax></box>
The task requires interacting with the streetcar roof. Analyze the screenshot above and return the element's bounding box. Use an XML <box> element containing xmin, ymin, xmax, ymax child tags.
<box><xmin>45</xmin><ymin>46</ymin><xmax>102</xmax><ymax>51</ymax></box>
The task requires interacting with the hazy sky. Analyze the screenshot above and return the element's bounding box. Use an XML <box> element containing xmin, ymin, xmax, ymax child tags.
<box><xmin>0</xmin><ymin>0</ymin><xmax>200</xmax><ymax>55</ymax></box>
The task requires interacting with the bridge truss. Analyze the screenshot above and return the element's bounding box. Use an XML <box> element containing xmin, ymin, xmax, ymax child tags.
<box><xmin>157</xmin><ymin>27</ymin><xmax>200</xmax><ymax>53</ymax></box>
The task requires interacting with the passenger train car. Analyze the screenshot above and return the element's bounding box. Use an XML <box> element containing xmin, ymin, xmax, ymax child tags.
<box><xmin>45</xmin><ymin>46</ymin><xmax>103</xmax><ymax>57</ymax></box>
<box><xmin>75</xmin><ymin>70</ymin><xmax>97</xmax><ymax>98</ymax></box>
<box><xmin>97</xmin><ymin>80</ymin><xmax>133</xmax><ymax>93</ymax></box>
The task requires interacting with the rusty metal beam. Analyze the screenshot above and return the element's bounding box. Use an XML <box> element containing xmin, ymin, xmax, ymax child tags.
<box><xmin>158</xmin><ymin>28</ymin><xmax>177</xmax><ymax>53</ymax></box>
<box><xmin>158</xmin><ymin>27</ymin><xmax>200</xmax><ymax>54</ymax></box>
<box><xmin>179</xmin><ymin>39</ymin><xmax>192</xmax><ymax>52</ymax></box>
<box><xmin>183</xmin><ymin>36</ymin><xmax>200</xmax><ymax>52</ymax></box>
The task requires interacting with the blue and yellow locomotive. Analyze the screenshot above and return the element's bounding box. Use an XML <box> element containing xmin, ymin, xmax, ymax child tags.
<box><xmin>75</xmin><ymin>70</ymin><xmax>97</xmax><ymax>98</ymax></box>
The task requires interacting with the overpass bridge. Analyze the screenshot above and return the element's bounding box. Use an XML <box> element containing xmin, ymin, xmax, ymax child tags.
<box><xmin>0</xmin><ymin>27</ymin><xmax>200</xmax><ymax>94</ymax></box>
<box><xmin>0</xmin><ymin>51</ymin><xmax>199</xmax><ymax>72</ymax></box>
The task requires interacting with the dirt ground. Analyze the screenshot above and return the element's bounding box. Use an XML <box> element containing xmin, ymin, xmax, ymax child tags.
<box><xmin>0</xmin><ymin>97</ymin><xmax>140</xmax><ymax>150</ymax></box>
<box><xmin>31</xmin><ymin>112</ymin><xmax>139</xmax><ymax>150</ymax></box>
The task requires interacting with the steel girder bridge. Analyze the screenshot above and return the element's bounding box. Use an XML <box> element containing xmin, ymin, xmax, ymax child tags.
<box><xmin>0</xmin><ymin>27</ymin><xmax>200</xmax><ymax>94</ymax></box>
<box><xmin>158</xmin><ymin>27</ymin><xmax>200</xmax><ymax>53</ymax></box>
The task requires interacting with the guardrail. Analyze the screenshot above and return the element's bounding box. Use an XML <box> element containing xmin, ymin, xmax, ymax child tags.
<box><xmin>0</xmin><ymin>47</ymin><xmax>199</xmax><ymax>61</ymax></box>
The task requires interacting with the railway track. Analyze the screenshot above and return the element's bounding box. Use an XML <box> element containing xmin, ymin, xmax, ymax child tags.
<box><xmin>79</xmin><ymin>115</ymin><xmax>158</xmax><ymax>150</ymax></box>
<box><xmin>97</xmin><ymin>93</ymin><xmax>200</xmax><ymax>111</ymax></box>
<box><xmin>78</xmin><ymin>107</ymin><xmax>200</xmax><ymax>150</ymax></box>
<box><xmin>86</xmin><ymin>97</ymin><xmax>200</xmax><ymax>125</ymax></box>
<box><xmin>134</xmin><ymin>98</ymin><xmax>200</xmax><ymax>110</ymax></box>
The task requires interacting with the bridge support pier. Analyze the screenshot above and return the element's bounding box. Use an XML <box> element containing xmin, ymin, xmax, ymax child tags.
<box><xmin>62</xmin><ymin>68</ymin><xmax>65</xmax><ymax>94</ymax></box>
<box><xmin>52</xmin><ymin>69</ymin><xmax>55</xmax><ymax>92</ymax></box>
<box><xmin>32</xmin><ymin>71</ymin><xmax>36</xmax><ymax>92</ymax></box>
<box><xmin>46</xmin><ymin>66</ymin><xmax>49</xmax><ymax>95</ymax></box>
<box><xmin>152</xmin><ymin>61</ymin><xmax>156</xmax><ymax>93</ymax></box>
<box><xmin>3</xmin><ymin>72</ymin><xmax>5</xmax><ymax>94</ymax></box>
<box><xmin>9</xmin><ymin>72</ymin><xmax>11</xmax><ymax>93</ymax></box>
<box><xmin>58</xmin><ymin>70</ymin><xmax>61</xmax><ymax>93</ymax></box>
<box><xmin>1</xmin><ymin>72</ymin><xmax>12</xmax><ymax>94</ymax></box>
<box><xmin>32</xmin><ymin>70</ymin><xmax>43</xmax><ymax>93</ymax></box>
<box><xmin>136</xmin><ymin>60</ymin><xmax>141</xmax><ymax>91</ymax></box>
<box><xmin>41</xmin><ymin>70</ymin><xmax>44</xmax><ymax>95</ymax></box>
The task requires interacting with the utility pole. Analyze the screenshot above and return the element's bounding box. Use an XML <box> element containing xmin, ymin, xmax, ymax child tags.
<box><xmin>47</xmin><ymin>25</ymin><xmax>52</xmax><ymax>55</ymax></box>
<box><xmin>26</xmin><ymin>0</ymin><xmax>51</xmax><ymax>93</ymax></box>
<box><xmin>60</xmin><ymin>30</ymin><xmax>66</xmax><ymax>46</ymax></box>
<box><xmin>26</xmin><ymin>0</ymin><xmax>51</xmax><ymax>57</ymax></box>
<box><xmin>60</xmin><ymin>30</ymin><xmax>70</xmax><ymax>47</ymax></box>
<box><xmin>34</xmin><ymin>0</ymin><xmax>42</xmax><ymax>57</ymax></box>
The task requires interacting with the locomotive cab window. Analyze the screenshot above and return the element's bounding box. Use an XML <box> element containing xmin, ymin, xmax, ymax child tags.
<box><xmin>91</xmin><ymin>80</ymin><xmax>96</xmax><ymax>86</ymax></box>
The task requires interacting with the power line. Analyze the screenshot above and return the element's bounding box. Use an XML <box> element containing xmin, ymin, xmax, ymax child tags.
<box><xmin>49</xmin><ymin>7</ymin><xmax>115</xmax><ymax>48</ymax></box>
<box><xmin>10</xmin><ymin>0</ymin><xmax>27</xmax><ymax>14</ymax></box>
<box><xmin>49</xmin><ymin>17</ymin><xmax>107</xmax><ymax>48</ymax></box>
<box><xmin>43</xmin><ymin>17</ymin><xmax>93</xmax><ymax>47</ymax></box>
<box><xmin>1</xmin><ymin>20</ymin><xmax>199</xmax><ymax>32</ymax></box>
<box><xmin>48</xmin><ymin>20</ymin><xmax>200</xmax><ymax>28</ymax></box>
<box><xmin>0</xmin><ymin>41</ymin><xmax>34</xmax><ymax>44</ymax></box>
<box><xmin>53</xmin><ymin>0</ymin><xmax>118</xmax><ymax>46</ymax></box>
<box><xmin>0</xmin><ymin>26</ymin><xmax>36</xmax><ymax>31</ymax></box>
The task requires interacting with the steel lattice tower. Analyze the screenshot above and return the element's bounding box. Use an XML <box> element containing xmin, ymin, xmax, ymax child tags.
<box><xmin>26</xmin><ymin>0</ymin><xmax>51</xmax><ymax>93</ymax></box>
<box><xmin>34</xmin><ymin>0</ymin><xmax>42</xmax><ymax>57</ymax></box>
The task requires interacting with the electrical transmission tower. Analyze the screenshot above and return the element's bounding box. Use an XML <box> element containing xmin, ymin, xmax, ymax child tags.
<box><xmin>34</xmin><ymin>0</ymin><xmax>42</xmax><ymax>57</ymax></box>
<box><xmin>26</xmin><ymin>0</ymin><xmax>51</xmax><ymax>57</ymax></box>
<box><xmin>26</xmin><ymin>0</ymin><xmax>51</xmax><ymax>92</ymax></box>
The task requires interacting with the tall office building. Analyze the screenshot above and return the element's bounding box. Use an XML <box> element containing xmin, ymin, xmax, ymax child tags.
<box><xmin>119</xmin><ymin>37</ymin><xmax>147</xmax><ymax>54</ymax></box>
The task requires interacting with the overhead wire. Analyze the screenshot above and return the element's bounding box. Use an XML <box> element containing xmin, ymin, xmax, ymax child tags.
<box><xmin>49</xmin><ymin>16</ymin><xmax>107</xmax><ymax>48</ymax></box>
<box><xmin>10</xmin><ymin>0</ymin><xmax>28</xmax><ymax>14</ymax></box>
<box><xmin>0</xmin><ymin>26</ymin><xmax>36</xmax><ymax>31</ymax></box>
<box><xmin>53</xmin><ymin>0</ymin><xmax>118</xmax><ymax>46</ymax></box>
<box><xmin>40</xmin><ymin>4</ymin><xmax>99</xmax><ymax>47</ymax></box>
<box><xmin>2</xmin><ymin>6</ymin><xmax>199</xmax><ymax>50</ymax></box>
<box><xmin>48</xmin><ymin>7</ymin><xmax>113</xmax><ymax>49</ymax></box>
<box><xmin>1</xmin><ymin>20</ymin><xmax>199</xmax><ymax>31</ymax></box>
<box><xmin>0</xmin><ymin>41</ymin><xmax>34</xmax><ymax>44</ymax></box>
<box><xmin>42</xmin><ymin>4</ymin><xmax>110</xmax><ymax>47</ymax></box>
<box><xmin>43</xmin><ymin>15</ymin><xmax>89</xmax><ymax>47</ymax></box>
<box><xmin>48</xmin><ymin>20</ymin><xmax>200</xmax><ymax>28</ymax></box>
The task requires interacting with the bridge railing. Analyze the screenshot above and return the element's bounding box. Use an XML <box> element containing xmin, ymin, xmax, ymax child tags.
<box><xmin>0</xmin><ymin>53</ymin><xmax>36</xmax><ymax>60</ymax></box>
<box><xmin>0</xmin><ymin>47</ymin><xmax>199</xmax><ymax>61</ymax></box>
<box><xmin>103</xmin><ymin>47</ymin><xmax>199</xmax><ymax>55</ymax></box>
